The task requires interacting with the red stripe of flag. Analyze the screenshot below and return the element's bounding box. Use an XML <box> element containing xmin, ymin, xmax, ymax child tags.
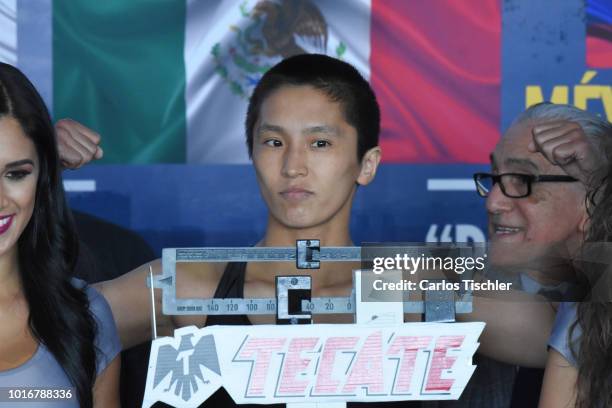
<box><xmin>370</xmin><ymin>0</ymin><xmax>501</xmax><ymax>163</ymax></box>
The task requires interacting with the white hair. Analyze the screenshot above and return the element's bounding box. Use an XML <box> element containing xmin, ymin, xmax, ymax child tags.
<box><xmin>511</xmin><ymin>102</ymin><xmax>612</xmax><ymax>150</ymax></box>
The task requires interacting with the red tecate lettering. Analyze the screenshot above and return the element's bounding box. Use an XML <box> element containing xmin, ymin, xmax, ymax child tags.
<box><xmin>313</xmin><ymin>336</ymin><xmax>359</xmax><ymax>395</ymax></box>
<box><xmin>424</xmin><ymin>335</ymin><xmax>465</xmax><ymax>393</ymax></box>
<box><xmin>238</xmin><ymin>337</ymin><xmax>287</xmax><ymax>397</ymax></box>
<box><xmin>342</xmin><ymin>331</ymin><xmax>384</xmax><ymax>394</ymax></box>
<box><xmin>277</xmin><ymin>337</ymin><xmax>319</xmax><ymax>395</ymax></box>
<box><xmin>387</xmin><ymin>335</ymin><xmax>433</xmax><ymax>394</ymax></box>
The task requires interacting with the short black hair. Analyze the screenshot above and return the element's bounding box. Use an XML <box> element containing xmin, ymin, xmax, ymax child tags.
<box><xmin>245</xmin><ymin>54</ymin><xmax>380</xmax><ymax>160</ymax></box>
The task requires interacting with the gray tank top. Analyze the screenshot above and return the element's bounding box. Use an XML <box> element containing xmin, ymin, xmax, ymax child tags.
<box><xmin>0</xmin><ymin>279</ymin><xmax>121</xmax><ymax>407</ymax></box>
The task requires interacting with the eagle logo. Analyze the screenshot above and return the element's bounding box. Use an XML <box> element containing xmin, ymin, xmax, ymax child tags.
<box><xmin>212</xmin><ymin>0</ymin><xmax>346</xmax><ymax>98</ymax></box>
<box><xmin>153</xmin><ymin>333</ymin><xmax>220</xmax><ymax>402</ymax></box>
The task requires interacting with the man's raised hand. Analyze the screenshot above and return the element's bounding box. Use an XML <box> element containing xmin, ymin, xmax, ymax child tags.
<box><xmin>55</xmin><ymin>118</ymin><xmax>103</xmax><ymax>169</ymax></box>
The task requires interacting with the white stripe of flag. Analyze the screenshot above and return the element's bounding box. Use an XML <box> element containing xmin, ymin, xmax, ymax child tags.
<box><xmin>427</xmin><ymin>179</ymin><xmax>475</xmax><ymax>191</ymax></box>
<box><xmin>64</xmin><ymin>180</ymin><xmax>96</xmax><ymax>192</ymax></box>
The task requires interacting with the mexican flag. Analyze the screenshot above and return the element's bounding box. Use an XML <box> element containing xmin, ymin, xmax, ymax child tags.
<box><xmin>4</xmin><ymin>0</ymin><xmax>500</xmax><ymax>164</ymax></box>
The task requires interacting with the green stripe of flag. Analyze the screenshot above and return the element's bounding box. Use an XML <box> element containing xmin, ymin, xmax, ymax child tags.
<box><xmin>53</xmin><ymin>0</ymin><xmax>186</xmax><ymax>163</ymax></box>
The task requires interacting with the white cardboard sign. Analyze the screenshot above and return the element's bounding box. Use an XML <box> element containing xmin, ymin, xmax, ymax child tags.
<box><xmin>143</xmin><ymin>322</ymin><xmax>484</xmax><ymax>407</ymax></box>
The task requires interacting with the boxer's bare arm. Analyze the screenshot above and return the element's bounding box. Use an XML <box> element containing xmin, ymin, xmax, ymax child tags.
<box><xmin>425</xmin><ymin>266</ymin><xmax>556</xmax><ymax>367</ymax></box>
<box><xmin>94</xmin><ymin>260</ymin><xmax>170</xmax><ymax>349</ymax></box>
<box><xmin>95</xmin><ymin>259</ymin><xmax>222</xmax><ymax>349</ymax></box>
<box><xmin>464</xmin><ymin>294</ymin><xmax>556</xmax><ymax>368</ymax></box>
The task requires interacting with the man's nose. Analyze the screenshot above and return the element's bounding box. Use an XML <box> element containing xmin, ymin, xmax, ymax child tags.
<box><xmin>486</xmin><ymin>182</ymin><xmax>514</xmax><ymax>214</ymax></box>
<box><xmin>281</xmin><ymin>144</ymin><xmax>308</xmax><ymax>178</ymax></box>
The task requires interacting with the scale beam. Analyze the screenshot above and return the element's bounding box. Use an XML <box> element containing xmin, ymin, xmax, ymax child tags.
<box><xmin>152</xmin><ymin>242</ymin><xmax>474</xmax><ymax>317</ymax></box>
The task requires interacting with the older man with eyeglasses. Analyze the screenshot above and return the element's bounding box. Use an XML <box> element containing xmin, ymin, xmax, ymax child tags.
<box><xmin>474</xmin><ymin>103</ymin><xmax>606</xmax><ymax>286</ymax></box>
<box><xmin>456</xmin><ymin>103</ymin><xmax>610</xmax><ymax>406</ymax></box>
<box><xmin>463</xmin><ymin>103</ymin><xmax>606</xmax><ymax>345</ymax></box>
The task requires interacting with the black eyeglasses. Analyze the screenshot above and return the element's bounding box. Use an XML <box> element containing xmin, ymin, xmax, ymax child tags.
<box><xmin>473</xmin><ymin>172</ymin><xmax>579</xmax><ymax>198</ymax></box>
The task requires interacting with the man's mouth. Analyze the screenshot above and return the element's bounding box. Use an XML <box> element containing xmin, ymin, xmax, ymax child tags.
<box><xmin>280</xmin><ymin>188</ymin><xmax>313</xmax><ymax>201</ymax></box>
<box><xmin>492</xmin><ymin>224</ymin><xmax>522</xmax><ymax>235</ymax></box>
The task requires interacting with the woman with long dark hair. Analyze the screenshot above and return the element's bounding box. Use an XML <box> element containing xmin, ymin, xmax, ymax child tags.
<box><xmin>0</xmin><ymin>63</ymin><xmax>120</xmax><ymax>407</ymax></box>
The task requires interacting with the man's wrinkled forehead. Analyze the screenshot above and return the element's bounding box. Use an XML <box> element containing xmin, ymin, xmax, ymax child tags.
<box><xmin>489</xmin><ymin>152</ymin><xmax>540</xmax><ymax>172</ymax></box>
<box><xmin>490</xmin><ymin>121</ymin><xmax>552</xmax><ymax>172</ymax></box>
